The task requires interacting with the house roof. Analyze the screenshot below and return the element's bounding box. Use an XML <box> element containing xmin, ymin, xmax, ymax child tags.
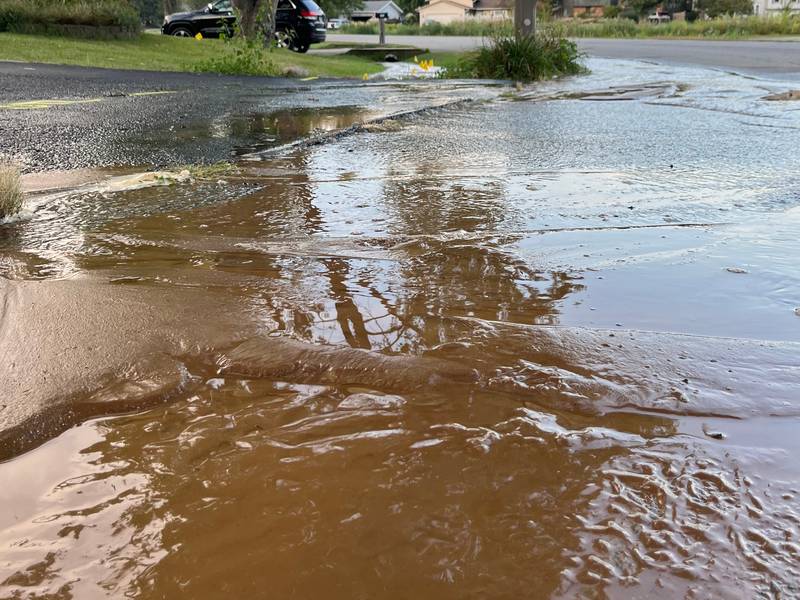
<box><xmin>417</xmin><ymin>0</ymin><xmax>471</xmax><ymax>11</ymax></box>
<box><xmin>471</xmin><ymin>0</ymin><xmax>512</xmax><ymax>10</ymax></box>
<box><xmin>351</xmin><ymin>0</ymin><xmax>403</xmax><ymax>15</ymax></box>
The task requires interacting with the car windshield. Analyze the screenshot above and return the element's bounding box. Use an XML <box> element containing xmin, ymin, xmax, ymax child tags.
<box><xmin>299</xmin><ymin>0</ymin><xmax>323</xmax><ymax>12</ymax></box>
<box><xmin>213</xmin><ymin>0</ymin><xmax>232</xmax><ymax>10</ymax></box>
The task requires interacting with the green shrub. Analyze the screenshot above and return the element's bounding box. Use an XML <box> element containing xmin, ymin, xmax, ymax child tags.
<box><xmin>0</xmin><ymin>0</ymin><xmax>140</xmax><ymax>33</ymax></box>
<box><xmin>0</xmin><ymin>163</ymin><xmax>23</xmax><ymax>220</ymax></box>
<box><xmin>455</xmin><ymin>31</ymin><xmax>584</xmax><ymax>82</ymax></box>
<box><xmin>192</xmin><ymin>38</ymin><xmax>280</xmax><ymax>76</ymax></box>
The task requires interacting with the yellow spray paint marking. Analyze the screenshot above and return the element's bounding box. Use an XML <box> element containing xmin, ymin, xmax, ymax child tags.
<box><xmin>0</xmin><ymin>91</ymin><xmax>176</xmax><ymax>110</ymax></box>
<box><xmin>129</xmin><ymin>91</ymin><xmax>177</xmax><ymax>97</ymax></box>
<box><xmin>0</xmin><ymin>98</ymin><xmax>104</xmax><ymax>110</ymax></box>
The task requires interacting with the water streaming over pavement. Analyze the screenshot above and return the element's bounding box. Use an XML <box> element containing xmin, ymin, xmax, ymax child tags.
<box><xmin>1</xmin><ymin>59</ymin><xmax>799</xmax><ymax>598</ymax></box>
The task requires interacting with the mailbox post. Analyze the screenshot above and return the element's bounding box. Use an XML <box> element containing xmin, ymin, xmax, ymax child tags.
<box><xmin>375</xmin><ymin>11</ymin><xmax>388</xmax><ymax>45</ymax></box>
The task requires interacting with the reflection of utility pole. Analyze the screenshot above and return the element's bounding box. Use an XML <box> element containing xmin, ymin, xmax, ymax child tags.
<box><xmin>515</xmin><ymin>0</ymin><xmax>536</xmax><ymax>37</ymax></box>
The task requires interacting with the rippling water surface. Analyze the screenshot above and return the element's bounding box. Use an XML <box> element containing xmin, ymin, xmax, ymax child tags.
<box><xmin>1</xmin><ymin>59</ymin><xmax>799</xmax><ymax>598</ymax></box>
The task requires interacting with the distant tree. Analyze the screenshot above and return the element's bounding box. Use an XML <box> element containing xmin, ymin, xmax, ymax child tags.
<box><xmin>695</xmin><ymin>0</ymin><xmax>751</xmax><ymax>15</ymax></box>
<box><xmin>129</xmin><ymin>0</ymin><xmax>208</xmax><ymax>24</ymax></box>
<box><xmin>627</xmin><ymin>0</ymin><xmax>659</xmax><ymax>16</ymax></box>
<box><xmin>129</xmin><ymin>0</ymin><xmax>161</xmax><ymax>24</ymax></box>
<box><xmin>317</xmin><ymin>0</ymin><xmax>364</xmax><ymax>17</ymax></box>
<box><xmin>394</xmin><ymin>0</ymin><xmax>424</xmax><ymax>15</ymax></box>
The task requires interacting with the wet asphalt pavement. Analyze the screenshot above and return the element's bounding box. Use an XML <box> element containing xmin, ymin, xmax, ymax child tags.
<box><xmin>0</xmin><ymin>62</ymin><xmax>297</xmax><ymax>171</ymax></box>
<box><xmin>3</xmin><ymin>35</ymin><xmax>800</xmax><ymax>172</ymax></box>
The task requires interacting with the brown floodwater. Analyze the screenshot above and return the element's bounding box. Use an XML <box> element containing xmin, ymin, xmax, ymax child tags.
<box><xmin>1</xmin><ymin>60</ymin><xmax>800</xmax><ymax>598</ymax></box>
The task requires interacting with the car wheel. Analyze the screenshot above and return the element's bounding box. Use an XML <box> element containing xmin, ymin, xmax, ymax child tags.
<box><xmin>274</xmin><ymin>29</ymin><xmax>295</xmax><ymax>49</ymax></box>
<box><xmin>171</xmin><ymin>27</ymin><xmax>193</xmax><ymax>37</ymax></box>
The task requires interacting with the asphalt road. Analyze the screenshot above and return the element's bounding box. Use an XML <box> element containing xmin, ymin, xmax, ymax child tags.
<box><xmin>0</xmin><ymin>61</ymin><xmax>492</xmax><ymax>172</ymax></box>
<box><xmin>2</xmin><ymin>35</ymin><xmax>799</xmax><ymax>171</ymax></box>
<box><xmin>328</xmin><ymin>33</ymin><xmax>800</xmax><ymax>80</ymax></box>
<box><xmin>0</xmin><ymin>62</ymin><xmax>304</xmax><ymax>171</ymax></box>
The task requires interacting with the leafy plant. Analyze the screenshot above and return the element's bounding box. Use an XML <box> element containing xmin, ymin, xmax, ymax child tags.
<box><xmin>456</xmin><ymin>30</ymin><xmax>584</xmax><ymax>82</ymax></box>
<box><xmin>192</xmin><ymin>36</ymin><xmax>280</xmax><ymax>75</ymax></box>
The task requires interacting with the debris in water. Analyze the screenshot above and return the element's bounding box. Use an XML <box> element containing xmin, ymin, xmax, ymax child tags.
<box><xmin>763</xmin><ymin>90</ymin><xmax>800</xmax><ymax>101</ymax></box>
<box><xmin>339</xmin><ymin>392</ymin><xmax>406</xmax><ymax>410</ymax></box>
<box><xmin>726</xmin><ymin>267</ymin><xmax>748</xmax><ymax>274</ymax></box>
<box><xmin>702</xmin><ymin>424</ymin><xmax>726</xmax><ymax>440</ymax></box>
<box><xmin>206</xmin><ymin>378</ymin><xmax>225</xmax><ymax>390</ymax></box>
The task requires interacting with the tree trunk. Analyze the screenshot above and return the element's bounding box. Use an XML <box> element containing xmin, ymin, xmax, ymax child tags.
<box><xmin>233</xmin><ymin>0</ymin><xmax>278</xmax><ymax>43</ymax></box>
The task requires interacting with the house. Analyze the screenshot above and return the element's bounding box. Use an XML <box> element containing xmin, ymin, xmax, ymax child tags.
<box><xmin>350</xmin><ymin>0</ymin><xmax>405</xmax><ymax>22</ymax></box>
<box><xmin>560</xmin><ymin>0</ymin><xmax>613</xmax><ymax>17</ymax></box>
<box><xmin>470</xmin><ymin>0</ymin><xmax>513</xmax><ymax>20</ymax></box>
<box><xmin>752</xmin><ymin>0</ymin><xmax>800</xmax><ymax>15</ymax></box>
<box><xmin>417</xmin><ymin>0</ymin><xmax>511</xmax><ymax>24</ymax></box>
<box><xmin>417</xmin><ymin>0</ymin><xmax>472</xmax><ymax>24</ymax></box>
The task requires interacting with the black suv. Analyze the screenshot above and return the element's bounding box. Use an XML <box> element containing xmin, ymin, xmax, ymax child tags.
<box><xmin>162</xmin><ymin>0</ymin><xmax>326</xmax><ymax>53</ymax></box>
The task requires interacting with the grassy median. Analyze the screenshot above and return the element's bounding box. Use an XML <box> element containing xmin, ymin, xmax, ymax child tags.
<box><xmin>0</xmin><ymin>32</ymin><xmax>384</xmax><ymax>78</ymax></box>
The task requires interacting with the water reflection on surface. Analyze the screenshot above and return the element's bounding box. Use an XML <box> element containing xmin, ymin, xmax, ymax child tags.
<box><xmin>1</xmin><ymin>59</ymin><xmax>800</xmax><ymax>598</ymax></box>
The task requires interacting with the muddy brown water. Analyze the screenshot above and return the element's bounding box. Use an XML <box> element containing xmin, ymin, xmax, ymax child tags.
<box><xmin>1</xmin><ymin>60</ymin><xmax>800</xmax><ymax>598</ymax></box>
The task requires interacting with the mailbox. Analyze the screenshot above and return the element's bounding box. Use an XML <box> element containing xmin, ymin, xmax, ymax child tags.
<box><xmin>375</xmin><ymin>12</ymin><xmax>389</xmax><ymax>18</ymax></box>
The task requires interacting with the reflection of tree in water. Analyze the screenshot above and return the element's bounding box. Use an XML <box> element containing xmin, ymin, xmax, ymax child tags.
<box><xmin>283</xmin><ymin>159</ymin><xmax>586</xmax><ymax>351</ymax></box>
<box><xmin>381</xmin><ymin>164</ymin><xmax>514</xmax><ymax>236</ymax></box>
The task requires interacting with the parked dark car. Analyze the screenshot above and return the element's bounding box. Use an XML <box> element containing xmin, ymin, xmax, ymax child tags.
<box><xmin>161</xmin><ymin>0</ymin><xmax>326</xmax><ymax>53</ymax></box>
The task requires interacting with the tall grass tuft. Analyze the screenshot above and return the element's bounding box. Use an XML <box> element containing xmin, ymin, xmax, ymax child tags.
<box><xmin>339</xmin><ymin>15</ymin><xmax>800</xmax><ymax>39</ymax></box>
<box><xmin>455</xmin><ymin>31</ymin><xmax>584</xmax><ymax>82</ymax></box>
<box><xmin>546</xmin><ymin>15</ymin><xmax>800</xmax><ymax>38</ymax></box>
<box><xmin>0</xmin><ymin>163</ymin><xmax>23</xmax><ymax>220</ymax></box>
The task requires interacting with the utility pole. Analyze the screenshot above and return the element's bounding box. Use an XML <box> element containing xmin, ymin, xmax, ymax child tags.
<box><xmin>375</xmin><ymin>12</ymin><xmax>389</xmax><ymax>45</ymax></box>
<box><xmin>515</xmin><ymin>0</ymin><xmax>536</xmax><ymax>38</ymax></box>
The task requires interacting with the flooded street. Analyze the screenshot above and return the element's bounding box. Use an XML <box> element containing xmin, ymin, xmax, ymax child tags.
<box><xmin>2</xmin><ymin>58</ymin><xmax>800</xmax><ymax>598</ymax></box>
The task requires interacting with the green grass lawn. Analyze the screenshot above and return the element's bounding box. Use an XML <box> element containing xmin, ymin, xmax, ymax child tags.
<box><xmin>0</xmin><ymin>33</ymin><xmax>384</xmax><ymax>78</ymax></box>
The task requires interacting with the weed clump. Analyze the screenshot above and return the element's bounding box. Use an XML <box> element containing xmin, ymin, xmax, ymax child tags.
<box><xmin>192</xmin><ymin>38</ymin><xmax>280</xmax><ymax>76</ymax></box>
<box><xmin>0</xmin><ymin>163</ymin><xmax>23</xmax><ymax>220</ymax></box>
<box><xmin>455</xmin><ymin>31</ymin><xmax>584</xmax><ymax>82</ymax></box>
<box><xmin>183</xmin><ymin>161</ymin><xmax>241</xmax><ymax>179</ymax></box>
